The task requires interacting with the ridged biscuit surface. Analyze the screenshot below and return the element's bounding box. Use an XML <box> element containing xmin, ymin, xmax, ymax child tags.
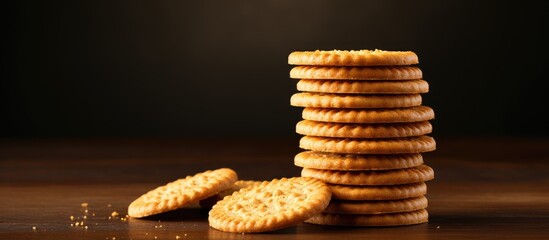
<box><xmin>290</xmin><ymin>66</ymin><xmax>422</xmax><ymax>80</ymax></box>
<box><xmin>328</xmin><ymin>182</ymin><xmax>427</xmax><ymax>200</ymax></box>
<box><xmin>324</xmin><ymin>196</ymin><xmax>428</xmax><ymax>214</ymax></box>
<box><xmin>294</xmin><ymin>151</ymin><xmax>423</xmax><ymax>171</ymax></box>
<box><xmin>208</xmin><ymin>177</ymin><xmax>331</xmax><ymax>233</ymax></box>
<box><xmin>200</xmin><ymin>180</ymin><xmax>262</xmax><ymax>209</ymax></box>
<box><xmin>301</xmin><ymin>165</ymin><xmax>435</xmax><ymax>185</ymax></box>
<box><xmin>297</xmin><ymin>79</ymin><xmax>428</xmax><ymax>94</ymax></box>
<box><xmin>288</xmin><ymin>50</ymin><xmax>419</xmax><ymax>66</ymax></box>
<box><xmin>291</xmin><ymin>93</ymin><xmax>422</xmax><ymax>109</ymax></box>
<box><xmin>305</xmin><ymin>209</ymin><xmax>429</xmax><ymax>226</ymax></box>
<box><xmin>302</xmin><ymin>106</ymin><xmax>435</xmax><ymax>123</ymax></box>
<box><xmin>296</xmin><ymin>120</ymin><xmax>432</xmax><ymax>138</ymax></box>
<box><xmin>299</xmin><ymin>135</ymin><xmax>436</xmax><ymax>154</ymax></box>
<box><xmin>128</xmin><ymin>168</ymin><xmax>237</xmax><ymax>218</ymax></box>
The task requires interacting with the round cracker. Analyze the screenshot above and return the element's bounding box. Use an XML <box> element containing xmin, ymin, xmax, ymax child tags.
<box><xmin>296</xmin><ymin>120</ymin><xmax>432</xmax><ymax>138</ymax></box>
<box><xmin>305</xmin><ymin>209</ymin><xmax>429</xmax><ymax>226</ymax></box>
<box><xmin>200</xmin><ymin>180</ymin><xmax>262</xmax><ymax>209</ymax></box>
<box><xmin>128</xmin><ymin>168</ymin><xmax>238</xmax><ymax>218</ymax></box>
<box><xmin>299</xmin><ymin>135</ymin><xmax>436</xmax><ymax>154</ymax></box>
<box><xmin>302</xmin><ymin>106</ymin><xmax>435</xmax><ymax>124</ymax></box>
<box><xmin>324</xmin><ymin>196</ymin><xmax>428</xmax><ymax>214</ymax></box>
<box><xmin>290</xmin><ymin>66</ymin><xmax>422</xmax><ymax>80</ymax></box>
<box><xmin>297</xmin><ymin>79</ymin><xmax>428</xmax><ymax>94</ymax></box>
<box><xmin>294</xmin><ymin>151</ymin><xmax>423</xmax><ymax>171</ymax></box>
<box><xmin>291</xmin><ymin>93</ymin><xmax>422</xmax><ymax>109</ymax></box>
<box><xmin>208</xmin><ymin>177</ymin><xmax>331</xmax><ymax>233</ymax></box>
<box><xmin>329</xmin><ymin>182</ymin><xmax>427</xmax><ymax>200</ymax></box>
<box><xmin>288</xmin><ymin>49</ymin><xmax>419</xmax><ymax>66</ymax></box>
<box><xmin>301</xmin><ymin>165</ymin><xmax>434</xmax><ymax>186</ymax></box>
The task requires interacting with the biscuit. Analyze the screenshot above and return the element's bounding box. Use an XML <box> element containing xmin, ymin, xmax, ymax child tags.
<box><xmin>296</xmin><ymin>120</ymin><xmax>432</xmax><ymax>138</ymax></box>
<box><xmin>290</xmin><ymin>93</ymin><xmax>422</xmax><ymax>109</ymax></box>
<box><xmin>324</xmin><ymin>196</ymin><xmax>428</xmax><ymax>214</ymax></box>
<box><xmin>200</xmin><ymin>180</ymin><xmax>262</xmax><ymax>209</ymax></box>
<box><xmin>128</xmin><ymin>168</ymin><xmax>238</xmax><ymax>218</ymax></box>
<box><xmin>328</xmin><ymin>182</ymin><xmax>427</xmax><ymax>200</ymax></box>
<box><xmin>290</xmin><ymin>66</ymin><xmax>422</xmax><ymax>80</ymax></box>
<box><xmin>299</xmin><ymin>135</ymin><xmax>436</xmax><ymax>154</ymax></box>
<box><xmin>288</xmin><ymin>49</ymin><xmax>419</xmax><ymax>66</ymax></box>
<box><xmin>301</xmin><ymin>165</ymin><xmax>434</xmax><ymax>185</ymax></box>
<box><xmin>297</xmin><ymin>79</ymin><xmax>428</xmax><ymax>94</ymax></box>
<box><xmin>294</xmin><ymin>151</ymin><xmax>423</xmax><ymax>171</ymax></box>
<box><xmin>208</xmin><ymin>177</ymin><xmax>331</xmax><ymax>233</ymax></box>
<box><xmin>305</xmin><ymin>209</ymin><xmax>428</xmax><ymax>226</ymax></box>
<box><xmin>302</xmin><ymin>106</ymin><xmax>435</xmax><ymax>123</ymax></box>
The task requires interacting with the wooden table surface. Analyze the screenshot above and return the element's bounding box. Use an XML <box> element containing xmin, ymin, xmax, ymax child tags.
<box><xmin>1</xmin><ymin>137</ymin><xmax>549</xmax><ymax>239</ymax></box>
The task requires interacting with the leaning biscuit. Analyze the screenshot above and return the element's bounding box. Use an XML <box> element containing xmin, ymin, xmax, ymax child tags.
<box><xmin>288</xmin><ymin>49</ymin><xmax>419</xmax><ymax>66</ymax></box>
<box><xmin>328</xmin><ymin>182</ymin><xmax>427</xmax><ymax>200</ymax></box>
<box><xmin>199</xmin><ymin>180</ymin><xmax>262</xmax><ymax>209</ymax></box>
<box><xmin>290</xmin><ymin>93</ymin><xmax>422</xmax><ymax>109</ymax></box>
<box><xmin>128</xmin><ymin>168</ymin><xmax>238</xmax><ymax>218</ymax></box>
<box><xmin>297</xmin><ymin>79</ymin><xmax>428</xmax><ymax>94</ymax></box>
<box><xmin>294</xmin><ymin>151</ymin><xmax>423</xmax><ymax>171</ymax></box>
<box><xmin>290</xmin><ymin>66</ymin><xmax>422</xmax><ymax>80</ymax></box>
<box><xmin>302</xmin><ymin>106</ymin><xmax>435</xmax><ymax>124</ymax></box>
<box><xmin>208</xmin><ymin>177</ymin><xmax>331</xmax><ymax>233</ymax></box>
<box><xmin>296</xmin><ymin>120</ymin><xmax>432</xmax><ymax>138</ymax></box>
<box><xmin>324</xmin><ymin>196</ymin><xmax>427</xmax><ymax>215</ymax></box>
<box><xmin>301</xmin><ymin>165</ymin><xmax>434</xmax><ymax>185</ymax></box>
<box><xmin>299</xmin><ymin>135</ymin><xmax>436</xmax><ymax>154</ymax></box>
<box><xmin>305</xmin><ymin>209</ymin><xmax>429</xmax><ymax>226</ymax></box>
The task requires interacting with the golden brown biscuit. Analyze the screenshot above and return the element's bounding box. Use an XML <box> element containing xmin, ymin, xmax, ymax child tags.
<box><xmin>324</xmin><ymin>196</ymin><xmax>428</xmax><ymax>214</ymax></box>
<box><xmin>301</xmin><ymin>165</ymin><xmax>434</xmax><ymax>185</ymax></box>
<box><xmin>199</xmin><ymin>180</ymin><xmax>262</xmax><ymax>209</ymax></box>
<box><xmin>296</xmin><ymin>120</ymin><xmax>432</xmax><ymax>138</ymax></box>
<box><xmin>208</xmin><ymin>177</ymin><xmax>331</xmax><ymax>233</ymax></box>
<box><xmin>290</xmin><ymin>66</ymin><xmax>422</xmax><ymax>80</ymax></box>
<box><xmin>302</xmin><ymin>106</ymin><xmax>435</xmax><ymax>123</ymax></box>
<box><xmin>288</xmin><ymin>49</ymin><xmax>419</xmax><ymax>66</ymax></box>
<box><xmin>290</xmin><ymin>93</ymin><xmax>422</xmax><ymax>109</ymax></box>
<box><xmin>297</xmin><ymin>79</ymin><xmax>428</xmax><ymax>94</ymax></box>
<box><xmin>305</xmin><ymin>209</ymin><xmax>429</xmax><ymax>226</ymax></box>
<box><xmin>294</xmin><ymin>151</ymin><xmax>423</xmax><ymax>171</ymax></box>
<box><xmin>128</xmin><ymin>168</ymin><xmax>238</xmax><ymax>218</ymax></box>
<box><xmin>328</xmin><ymin>182</ymin><xmax>427</xmax><ymax>200</ymax></box>
<box><xmin>299</xmin><ymin>135</ymin><xmax>436</xmax><ymax>154</ymax></box>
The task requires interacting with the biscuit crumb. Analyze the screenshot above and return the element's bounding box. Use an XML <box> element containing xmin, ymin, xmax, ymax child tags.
<box><xmin>107</xmin><ymin>204</ymin><xmax>112</xmax><ymax>208</ymax></box>
<box><xmin>81</xmin><ymin>203</ymin><xmax>88</xmax><ymax>207</ymax></box>
<box><xmin>111</xmin><ymin>211</ymin><xmax>119</xmax><ymax>217</ymax></box>
<box><xmin>85</xmin><ymin>226</ymin><xmax>88</xmax><ymax>230</ymax></box>
<box><xmin>176</xmin><ymin>236</ymin><xmax>180</xmax><ymax>239</ymax></box>
<box><xmin>70</xmin><ymin>216</ymin><xmax>74</xmax><ymax>220</ymax></box>
<box><xmin>75</xmin><ymin>222</ymin><xmax>80</xmax><ymax>226</ymax></box>
<box><xmin>85</xmin><ymin>209</ymin><xmax>88</xmax><ymax>213</ymax></box>
<box><xmin>83</xmin><ymin>216</ymin><xmax>87</xmax><ymax>219</ymax></box>
<box><xmin>437</xmin><ymin>226</ymin><xmax>441</xmax><ymax>229</ymax></box>
<box><xmin>32</xmin><ymin>226</ymin><xmax>36</xmax><ymax>231</ymax></box>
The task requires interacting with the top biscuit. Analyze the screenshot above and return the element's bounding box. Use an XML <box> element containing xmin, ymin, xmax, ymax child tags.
<box><xmin>288</xmin><ymin>50</ymin><xmax>418</xmax><ymax>66</ymax></box>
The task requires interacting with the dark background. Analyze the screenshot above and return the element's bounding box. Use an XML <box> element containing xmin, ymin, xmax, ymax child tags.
<box><xmin>3</xmin><ymin>0</ymin><xmax>547</xmax><ymax>138</ymax></box>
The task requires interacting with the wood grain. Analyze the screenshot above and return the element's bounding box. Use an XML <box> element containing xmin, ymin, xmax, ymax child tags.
<box><xmin>1</xmin><ymin>138</ymin><xmax>549</xmax><ymax>239</ymax></box>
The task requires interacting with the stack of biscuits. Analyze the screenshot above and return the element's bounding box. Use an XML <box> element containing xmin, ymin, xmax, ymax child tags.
<box><xmin>289</xmin><ymin>50</ymin><xmax>436</xmax><ymax>226</ymax></box>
